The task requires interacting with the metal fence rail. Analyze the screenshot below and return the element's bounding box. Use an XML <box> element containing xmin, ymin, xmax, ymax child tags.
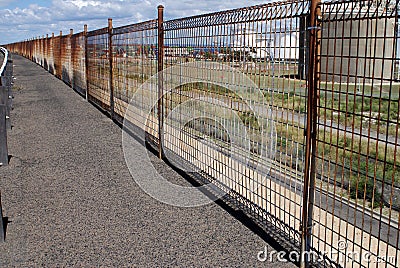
<box><xmin>4</xmin><ymin>1</ymin><xmax>400</xmax><ymax>266</ymax></box>
<box><xmin>1</xmin><ymin>47</ymin><xmax>14</xmax><ymax>244</ymax></box>
<box><xmin>0</xmin><ymin>47</ymin><xmax>13</xmax><ymax>167</ymax></box>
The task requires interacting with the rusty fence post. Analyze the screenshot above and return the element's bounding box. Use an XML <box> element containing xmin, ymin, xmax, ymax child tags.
<box><xmin>84</xmin><ymin>24</ymin><xmax>89</xmax><ymax>101</ymax></box>
<box><xmin>25</xmin><ymin>39</ymin><xmax>27</xmax><ymax>58</ymax></box>
<box><xmin>41</xmin><ymin>35</ymin><xmax>45</xmax><ymax>67</ymax></box>
<box><xmin>157</xmin><ymin>5</ymin><xmax>164</xmax><ymax>159</ymax></box>
<box><xmin>51</xmin><ymin>33</ymin><xmax>55</xmax><ymax>75</ymax></box>
<box><xmin>45</xmin><ymin>34</ymin><xmax>49</xmax><ymax>71</ymax></box>
<box><xmin>34</xmin><ymin>37</ymin><xmax>37</xmax><ymax>63</ymax></box>
<box><xmin>300</xmin><ymin>0</ymin><xmax>321</xmax><ymax>267</ymax></box>
<box><xmin>30</xmin><ymin>38</ymin><xmax>33</xmax><ymax>61</ymax></box>
<box><xmin>69</xmin><ymin>29</ymin><xmax>74</xmax><ymax>89</ymax></box>
<box><xmin>59</xmin><ymin>31</ymin><xmax>63</xmax><ymax>79</ymax></box>
<box><xmin>108</xmin><ymin>18</ymin><xmax>114</xmax><ymax>119</ymax></box>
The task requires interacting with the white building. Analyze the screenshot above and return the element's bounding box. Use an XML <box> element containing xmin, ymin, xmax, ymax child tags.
<box><xmin>230</xmin><ymin>28</ymin><xmax>299</xmax><ymax>61</ymax></box>
<box><xmin>164</xmin><ymin>46</ymin><xmax>191</xmax><ymax>57</ymax></box>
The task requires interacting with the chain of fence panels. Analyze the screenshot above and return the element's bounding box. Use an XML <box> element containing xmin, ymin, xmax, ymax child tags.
<box><xmin>5</xmin><ymin>0</ymin><xmax>400</xmax><ymax>267</ymax></box>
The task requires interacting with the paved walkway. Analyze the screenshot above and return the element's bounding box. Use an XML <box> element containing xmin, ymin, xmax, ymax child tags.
<box><xmin>0</xmin><ymin>55</ymin><xmax>294</xmax><ymax>267</ymax></box>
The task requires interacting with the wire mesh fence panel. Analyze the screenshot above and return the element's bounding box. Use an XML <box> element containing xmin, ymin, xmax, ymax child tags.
<box><xmin>36</xmin><ymin>39</ymin><xmax>42</xmax><ymax>66</ymax></box>
<box><xmin>71</xmin><ymin>33</ymin><xmax>87</xmax><ymax>96</ymax></box>
<box><xmin>19</xmin><ymin>43</ymin><xmax>24</xmax><ymax>58</ymax></box>
<box><xmin>87</xmin><ymin>28</ymin><xmax>111</xmax><ymax>112</ymax></box>
<box><xmin>61</xmin><ymin>34</ymin><xmax>72</xmax><ymax>86</ymax></box>
<box><xmin>31</xmin><ymin>40</ymin><xmax>36</xmax><ymax>64</ymax></box>
<box><xmin>52</xmin><ymin>36</ymin><xmax>62</xmax><ymax>78</ymax></box>
<box><xmin>33</xmin><ymin>39</ymin><xmax>40</xmax><ymax>66</ymax></box>
<box><xmin>24</xmin><ymin>42</ymin><xmax>28</xmax><ymax>59</ymax></box>
<box><xmin>27</xmin><ymin>42</ymin><xmax>31</xmax><ymax>60</ymax></box>
<box><xmin>38</xmin><ymin>38</ymin><xmax>44</xmax><ymax>67</ymax></box>
<box><xmin>24</xmin><ymin>42</ymin><xmax>29</xmax><ymax>60</ymax></box>
<box><xmin>33</xmin><ymin>40</ymin><xmax>38</xmax><ymax>63</ymax></box>
<box><xmin>163</xmin><ymin>0</ymin><xmax>309</xmax><ymax>250</ymax></box>
<box><xmin>112</xmin><ymin>20</ymin><xmax>159</xmax><ymax>143</ymax></box>
<box><xmin>38</xmin><ymin>39</ymin><xmax>43</xmax><ymax>66</ymax></box>
<box><xmin>43</xmin><ymin>37</ymin><xmax>48</xmax><ymax>70</ymax></box>
<box><xmin>313</xmin><ymin>1</ymin><xmax>400</xmax><ymax>267</ymax></box>
<box><xmin>46</xmin><ymin>37</ymin><xmax>55</xmax><ymax>74</ymax></box>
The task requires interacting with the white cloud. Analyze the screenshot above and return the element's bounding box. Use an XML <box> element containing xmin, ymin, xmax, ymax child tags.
<box><xmin>64</xmin><ymin>0</ymin><xmax>103</xmax><ymax>8</ymax></box>
<box><xmin>0</xmin><ymin>0</ymin><xmax>267</xmax><ymax>44</ymax></box>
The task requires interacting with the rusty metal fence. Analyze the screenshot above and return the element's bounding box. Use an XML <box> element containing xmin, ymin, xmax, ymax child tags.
<box><xmin>313</xmin><ymin>1</ymin><xmax>400</xmax><ymax>267</ymax></box>
<box><xmin>111</xmin><ymin>19</ymin><xmax>159</xmax><ymax>143</ymax></box>
<box><xmin>4</xmin><ymin>0</ymin><xmax>400</xmax><ymax>267</ymax></box>
<box><xmin>86</xmin><ymin>25</ymin><xmax>112</xmax><ymax>111</ymax></box>
<box><xmin>70</xmin><ymin>30</ymin><xmax>87</xmax><ymax>97</ymax></box>
<box><xmin>162</xmin><ymin>0</ymin><xmax>309</xmax><ymax>256</ymax></box>
<box><xmin>61</xmin><ymin>31</ymin><xmax>72</xmax><ymax>86</ymax></box>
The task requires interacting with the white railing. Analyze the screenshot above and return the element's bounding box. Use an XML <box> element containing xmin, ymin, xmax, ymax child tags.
<box><xmin>0</xmin><ymin>47</ymin><xmax>9</xmax><ymax>76</ymax></box>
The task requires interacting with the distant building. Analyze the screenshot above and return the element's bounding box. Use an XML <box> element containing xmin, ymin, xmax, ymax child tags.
<box><xmin>270</xmin><ymin>33</ymin><xmax>299</xmax><ymax>61</ymax></box>
<box><xmin>230</xmin><ymin>28</ymin><xmax>299</xmax><ymax>61</ymax></box>
<box><xmin>228</xmin><ymin>2</ymin><xmax>396</xmax><ymax>83</ymax></box>
<box><xmin>320</xmin><ymin>3</ymin><xmax>396</xmax><ymax>83</ymax></box>
<box><xmin>164</xmin><ymin>46</ymin><xmax>191</xmax><ymax>57</ymax></box>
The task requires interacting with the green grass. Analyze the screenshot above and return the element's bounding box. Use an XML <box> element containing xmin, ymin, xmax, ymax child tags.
<box><xmin>317</xmin><ymin>133</ymin><xmax>400</xmax><ymax>208</ymax></box>
<box><xmin>320</xmin><ymin>92</ymin><xmax>399</xmax><ymax>137</ymax></box>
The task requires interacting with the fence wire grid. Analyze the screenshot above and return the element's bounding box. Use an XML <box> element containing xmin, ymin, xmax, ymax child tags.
<box><xmin>5</xmin><ymin>1</ymin><xmax>400</xmax><ymax>267</ymax></box>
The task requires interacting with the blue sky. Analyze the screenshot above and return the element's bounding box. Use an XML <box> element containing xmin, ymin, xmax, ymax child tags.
<box><xmin>0</xmin><ymin>0</ymin><xmax>268</xmax><ymax>45</ymax></box>
<box><xmin>0</xmin><ymin>1</ymin><xmax>51</xmax><ymax>9</ymax></box>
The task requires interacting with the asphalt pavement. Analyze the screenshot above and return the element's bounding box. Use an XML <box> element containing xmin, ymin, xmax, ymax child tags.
<box><xmin>0</xmin><ymin>55</ymin><xmax>295</xmax><ymax>267</ymax></box>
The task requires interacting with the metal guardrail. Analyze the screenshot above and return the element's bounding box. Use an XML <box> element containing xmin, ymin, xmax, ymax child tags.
<box><xmin>0</xmin><ymin>189</ymin><xmax>3</xmax><ymax>242</ymax></box>
<box><xmin>3</xmin><ymin>0</ymin><xmax>400</xmax><ymax>266</ymax></box>
<box><xmin>0</xmin><ymin>46</ymin><xmax>13</xmax><ymax>243</ymax></box>
<box><xmin>0</xmin><ymin>47</ymin><xmax>8</xmax><ymax>75</ymax></box>
<box><xmin>0</xmin><ymin>47</ymin><xmax>13</xmax><ymax>166</ymax></box>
